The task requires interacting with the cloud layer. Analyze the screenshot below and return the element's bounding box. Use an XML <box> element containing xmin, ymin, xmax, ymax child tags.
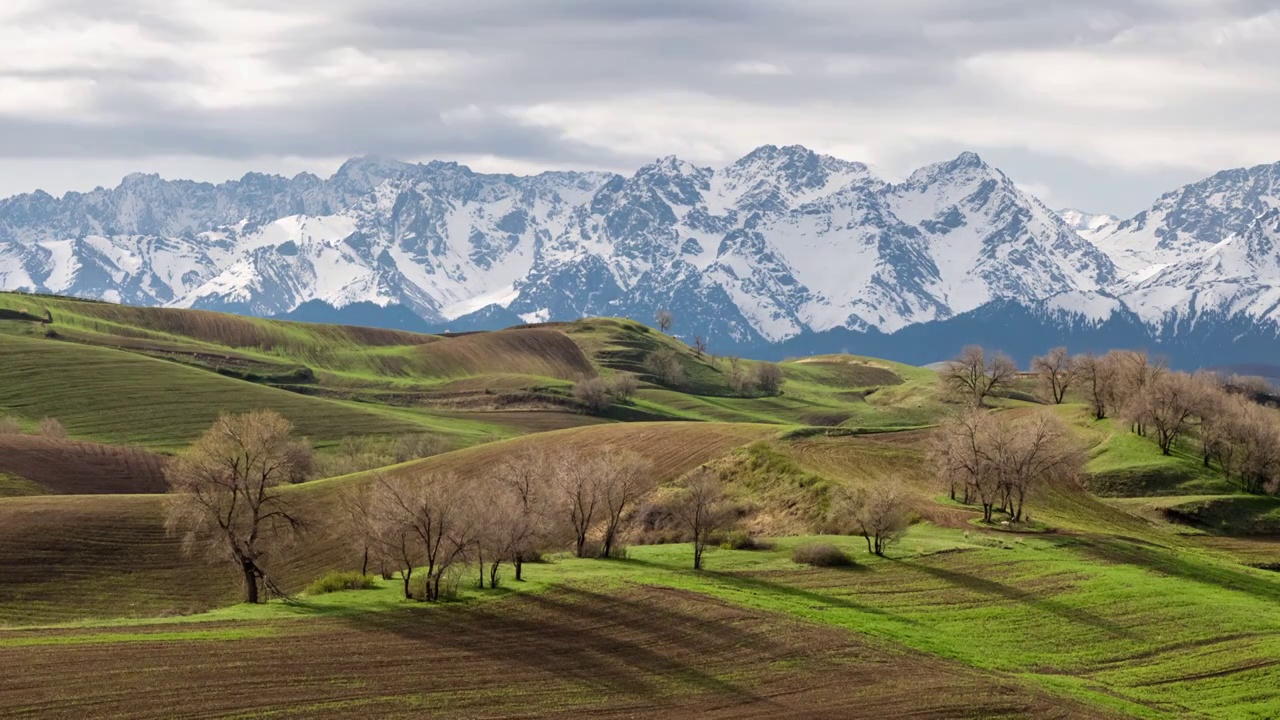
<box><xmin>0</xmin><ymin>0</ymin><xmax>1275</xmax><ymax>213</ymax></box>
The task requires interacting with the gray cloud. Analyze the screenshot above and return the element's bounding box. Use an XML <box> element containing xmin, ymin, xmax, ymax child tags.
<box><xmin>0</xmin><ymin>0</ymin><xmax>1275</xmax><ymax>214</ymax></box>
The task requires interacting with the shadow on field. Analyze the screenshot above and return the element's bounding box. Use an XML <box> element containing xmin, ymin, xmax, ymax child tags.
<box><xmin>618</xmin><ymin>556</ymin><xmax>918</xmax><ymax>625</ymax></box>
<box><xmin>340</xmin><ymin>585</ymin><xmax>770</xmax><ymax>704</ymax></box>
<box><xmin>894</xmin><ymin>559</ymin><xmax>1137</xmax><ymax>639</ymax></box>
<box><xmin>1075</xmin><ymin>539</ymin><xmax>1280</xmax><ymax>605</ymax></box>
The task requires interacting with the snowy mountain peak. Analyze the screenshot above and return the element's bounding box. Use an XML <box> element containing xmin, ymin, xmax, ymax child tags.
<box><xmin>1056</xmin><ymin>208</ymin><xmax>1119</xmax><ymax>241</ymax></box>
<box><xmin>2</xmin><ymin>150</ymin><xmax>1279</xmax><ymax>365</ymax></box>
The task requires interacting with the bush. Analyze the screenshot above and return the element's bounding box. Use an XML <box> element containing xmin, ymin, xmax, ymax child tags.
<box><xmin>573</xmin><ymin>377</ymin><xmax>613</xmax><ymax>413</ymax></box>
<box><xmin>720</xmin><ymin>530</ymin><xmax>774</xmax><ymax>551</ymax></box>
<box><xmin>37</xmin><ymin>417</ymin><xmax>67</xmax><ymax>439</ymax></box>
<box><xmin>791</xmin><ymin>543</ymin><xmax>854</xmax><ymax>567</ymax></box>
<box><xmin>305</xmin><ymin>571</ymin><xmax>378</xmax><ymax>595</ymax></box>
<box><xmin>753</xmin><ymin>363</ymin><xmax>785</xmax><ymax>396</ymax></box>
<box><xmin>610</xmin><ymin>374</ymin><xmax>639</xmax><ymax>402</ymax></box>
<box><xmin>0</xmin><ymin>416</ymin><xmax>21</xmax><ymax>435</ymax></box>
<box><xmin>645</xmin><ymin>349</ymin><xmax>684</xmax><ymax>387</ymax></box>
<box><xmin>408</xmin><ymin>569</ymin><xmax>463</xmax><ymax>602</ymax></box>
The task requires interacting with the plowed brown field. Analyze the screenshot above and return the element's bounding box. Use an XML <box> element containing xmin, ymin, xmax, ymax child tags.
<box><xmin>0</xmin><ymin>436</ymin><xmax>166</xmax><ymax>495</ymax></box>
<box><xmin>0</xmin><ymin>587</ymin><xmax>1108</xmax><ymax>719</ymax></box>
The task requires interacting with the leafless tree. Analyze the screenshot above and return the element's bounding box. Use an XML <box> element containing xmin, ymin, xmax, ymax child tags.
<box><xmin>753</xmin><ymin>363</ymin><xmax>786</xmax><ymax>396</ymax></box>
<box><xmin>492</xmin><ymin>448</ymin><xmax>556</xmax><ymax>582</ymax></box>
<box><xmin>692</xmin><ymin>335</ymin><xmax>708</xmax><ymax>359</ymax></box>
<box><xmin>932</xmin><ymin>409</ymin><xmax>1083</xmax><ymax>523</ymax></box>
<box><xmin>164</xmin><ymin>411</ymin><xmax>313</xmax><ymax>604</ymax></box>
<box><xmin>930</xmin><ymin>408</ymin><xmax>993</xmax><ymax>505</ymax></box>
<box><xmin>1127</xmin><ymin>372</ymin><xmax>1204</xmax><ymax>455</ymax></box>
<box><xmin>940</xmin><ymin>346</ymin><xmax>1018</xmax><ymax>406</ymax></box>
<box><xmin>1032</xmin><ymin>347</ymin><xmax>1075</xmax><ymax>404</ymax></box>
<box><xmin>671</xmin><ymin>468</ymin><xmax>732</xmax><ymax>569</ymax></box>
<box><xmin>1112</xmin><ymin>350</ymin><xmax>1168</xmax><ymax>435</ymax></box>
<box><xmin>337</xmin><ymin>483</ymin><xmax>382</xmax><ymax>577</ymax></box>
<box><xmin>645</xmin><ymin>349</ymin><xmax>684</xmax><ymax>387</ymax></box>
<box><xmin>597</xmin><ymin>447</ymin><xmax>653</xmax><ymax>558</ymax></box>
<box><xmin>1210</xmin><ymin>396</ymin><xmax>1280</xmax><ymax>494</ymax></box>
<box><xmin>993</xmin><ymin>412</ymin><xmax>1086</xmax><ymax>522</ymax></box>
<box><xmin>573</xmin><ymin>377</ymin><xmax>613</xmax><ymax>413</ymax></box>
<box><xmin>371</xmin><ymin>472</ymin><xmax>479</xmax><ymax>601</ymax></box>
<box><xmin>835</xmin><ymin>486</ymin><xmax>909</xmax><ymax>556</ymax></box>
<box><xmin>556</xmin><ymin>451</ymin><xmax>603</xmax><ymax>558</ymax></box>
<box><xmin>656</xmin><ymin>309</ymin><xmax>674</xmax><ymax>333</ymax></box>
<box><xmin>1075</xmin><ymin>352</ymin><xmax>1118</xmax><ymax>420</ymax></box>
<box><xmin>0</xmin><ymin>416</ymin><xmax>20</xmax><ymax>435</ymax></box>
<box><xmin>610</xmin><ymin>374</ymin><xmax>639</xmax><ymax>402</ymax></box>
<box><xmin>727</xmin><ymin>357</ymin><xmax>752</xmax><ymax>394</ymax></box>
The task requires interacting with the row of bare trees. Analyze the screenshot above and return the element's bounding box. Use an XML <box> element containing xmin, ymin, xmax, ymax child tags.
<box><xmin>1032</xmin><ymin>347</ymin><xmax>1280</xmax><ymax>494</ymax></box>
<box><xmin>164</xmin><ymin>411</ymin><xmax>744</xmax><ymax>603</ymax></box>
<box><xmin>931</xmin><ymin>409</ymin><xmax>1086</xmax><ymax>523</ymax></box>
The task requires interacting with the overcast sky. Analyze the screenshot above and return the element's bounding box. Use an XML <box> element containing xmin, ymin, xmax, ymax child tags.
<box><xmin>0</xmin><ymin>0</ymin><xmax>1276</xmax><ymax>216</ymax></box>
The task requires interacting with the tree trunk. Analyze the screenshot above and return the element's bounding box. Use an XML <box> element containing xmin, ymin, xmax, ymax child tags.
<box><xmin>602</xmin><ymin>527</ymin><xmax>615</xmax><ymax>559</ymax></box>
<box><xmin>241</xmin><ymin>560</ymin><xmax>260</xmax><ymax>604</ymax></box>
<box><xmin>402</xmin><ymin>568</ymin><xmax>413</xmax><ymax>600</ymax></box>
<box><xmin>575</xmin><ymin>533</ymin><xmax>587</xmax><ymax>559</ymax></box>
<box><xmin>693</xmin><ymin>541</ymin><xmax>703</xmax><ymax>570</ymax></box>
<box><xmin>489</xmin><ymin>560</ymin><xmax>502</xmax><ymax>588</ymax></box>
<box><xmin>863</xmin><ymin>533</ymin><xmax>873</xmax><ymax>554</ymax></box>
<box><xmin>477</xmin><ymin>548</ymin><xmax>485</xmax><ymax>589</ymax></box>
<box><xmin>361</xmin><ymin>547</ymin><xmax>369</xmax><ymax>577</ymax></box>
<box><xmin>949</xmin><ymin>482</ymin><xmax>956</xmax><ymax>501</ymax></box>
<box><xmin>515</xmin><ymin>555</ymin><xmax>524</xmax><ymax>582</ymax></box>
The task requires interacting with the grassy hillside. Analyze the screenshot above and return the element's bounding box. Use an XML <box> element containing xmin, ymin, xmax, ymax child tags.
<box><xmin>0</xmin><ymin>332</ymin><xmax>502</xmax><ymax>449</ymax></box>
<box><xmin>1</xmin><ymin>292</ymin><xmax>1277</xmax><ymax>718</ymax></box>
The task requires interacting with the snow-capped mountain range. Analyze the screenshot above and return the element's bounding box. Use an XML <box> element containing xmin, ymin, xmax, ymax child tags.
<box><xmin>1</xmin><ymin>146</ymin><xmax>1278</xmax><ymax>366</ymax></box>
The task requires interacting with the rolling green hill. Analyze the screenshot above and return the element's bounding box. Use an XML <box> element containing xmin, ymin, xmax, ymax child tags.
<box><xmin>0</xmin><ymin>291</ymin><xmax>1276</xmax><ymax>718</ymax></box>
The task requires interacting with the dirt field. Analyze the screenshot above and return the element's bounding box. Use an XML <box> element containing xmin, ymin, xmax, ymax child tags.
<box><xmin>0</xmin><ymin>422</ymin><xmax>775</xmax><ymax>624</ymax></box>
<box><xmin>0</xmin><ymin>436</ymin><xmax>166</xmax><ymax>495</ymax></box>
<box><xmin>0</xmin><ymin>587</ymin><xmax>1108</xmax><ymax>719</ymax></box>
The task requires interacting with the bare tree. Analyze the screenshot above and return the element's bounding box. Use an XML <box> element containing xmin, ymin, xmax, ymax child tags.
<box><xmin>941</xmin><ymin>346</ymin><xmax>1018</xmax><ymax>406</ymax></box>
<box><xmin>930</xmin><ymin>408</ymin><xmax>993</xmax><ymax>505</ymax></box>
<box><xmin>1075</xmin><ymin>352</ymin><xmax>1118</xmax><ymax>420</ymax></box>
<box><xmin>836</xmin><ymin>486</ymin><xmax>909</xmax><ymax>556</ymax></box>
<box><xmin>932</xmin><ymin>409</ymin><xmax>1083</xmax><ymax>523</ymax></box>
<box><xmin>1128</xmin><ymin>372</ymin><xmax>1204</xmax><ymax>455</ymax></box>
<box><xmin>727</xmin><ymin>357</ymin><xmax>752</xmax><ymax>394</ymax></box>
<box><xmin>337</xmin><ymin>483</ymin><xmax>382</xmax><ymax>577</ymax></box>
<box><xmin>1211</xmin><ymin>396</ymin><xmax>1280</xmax><ymax>494</ymax></box>
<box><xmin>692</xmin><ymin>335</ymin><xmax>708</xmax><ymax>359</ymax></box>
<box><xmin>752</xmin><ymin>363</ymin><xmax>785</xmax><ymax>396</ymax></box>
<box><xmin>371</xmin><ymin>472</ymin><xmax>479</xmax><ymax>601</ymax></box>
<box><xmin>994</xmin><ymin>412</ymin><xmax>1086</xmax><ymax>522</ymax></box>
<box><xmin>164</xmin><ymin>411</ymin><xmax>312</xmax><ymax>603</ymax></box>
<box><xmin>573</xmin><ymin>377</ymin><xmax>613</xmax><ymax>413</ymax></box>
<box><xmin>671</xmin><ymin>468</ymin><xmax>731</xmax><ymax>569</ymax></box>
<box><xmin>492</xmin><ymin>449</ymin><xmax>555</xmax><ymax>582</ymax></box>
<box><xmin>610</xmin><ymin>374</ymin><xmax>639</xmax><ymax>402</ymax></box>
<box><xmin>597</xmin><ymin>447</ymin><xmax>653</xmax><ymax>559</ymax></box>
<box><xmin>1112</xmin><ymin>350</ymin><xmax>1168</xmax><ymax>435</ymax></box>
<box><xmin>556</xmin><ymin>451</ymin><xmax>603</xmax><ymax>558</ymax></box>
<box><xmin>645</xmin><ymin>349</ymin><xmax>684</xmax><ymax>387</ymax></box>
<box><xmin>655</xmin><ymin>309</ymin><xmax>673</xmax><ymax>334</ymax></box>
<box><xmin>1032</xmin><ymin>347</ymin><xmax>1075</xmax><ymax>404</ymax></box>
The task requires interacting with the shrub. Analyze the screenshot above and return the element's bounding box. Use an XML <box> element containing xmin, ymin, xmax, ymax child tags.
<box><xmin>753</xmin><ymin>363</ymin><xmax>785</xmax><ymax>396</ymax></box>
<box><xmin>720</xmin><ymin>530</ymin><xmax>774</xmax><ymax>551</ymax></box>
<box><xmin>408</xmin><ymin>568</ymin><xmax>463</xmax><ymax>602</ymax></box>
<box><xmin>37</xmin><ymin>417</ymin><xmax>67</xmax><ymax>439</ymax></box>
<box><xmin>305</xmin><ymin>571</ymin><xmax>378</xmax><ymax>595</ymax></box>
<box><xmin>645</xmin><ymin>349</ymin><xmax>684</xmax><ymax>387</ymax></box>
<box><xmin>0</xmin><ymin>416</ymin><xmax>21</xmax><ymax>435</ymax></box>
<box><xmin>610</xmin><ymin>374</ymin><xmax>639</xmax><ymax>402</ymax></box>
<box><xmin>791</xmin><ymin>543</ymin><xmax>854</xmax><ymax>567</ymax></box>
<box><xmin>573</xmin><ymin>377</ymin><xmax>613</xmax><ymax>413</ymax></box>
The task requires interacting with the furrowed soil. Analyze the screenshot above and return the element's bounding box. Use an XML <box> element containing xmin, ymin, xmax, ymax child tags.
<box><xmin>0</xmin><ymin>435</ymin><xmax>166</xmax><ymax>495</ymax></box>
<box><xmin>0</xmin><ymin>587</ymin><xmax>1108</xmax><ymax>720</ymax></box>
